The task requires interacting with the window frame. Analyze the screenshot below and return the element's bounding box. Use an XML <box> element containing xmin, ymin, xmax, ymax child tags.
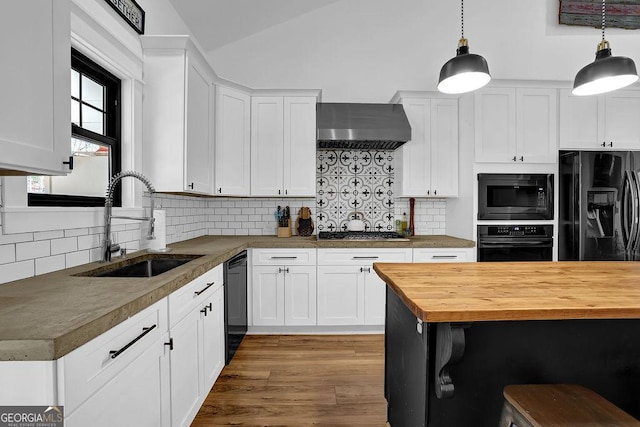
<box><xmin>28</xmin><ymin>48</ymin><xmax>122</xmax><ymax>207</ymax></box>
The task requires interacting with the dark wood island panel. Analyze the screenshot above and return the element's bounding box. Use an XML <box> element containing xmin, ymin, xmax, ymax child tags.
<box><xmin>375</xmin><ymin>261</ymin><xmax>640</xmax><ymax>427</ymax></box>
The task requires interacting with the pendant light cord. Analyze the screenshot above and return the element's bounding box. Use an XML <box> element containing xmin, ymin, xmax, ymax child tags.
<box><xmin>461</xmin><ymin>0</ymin><xmax>465</xmax><ymax>39</ymax></box>
<box><xmin>601</xmin><ymin>0</ymin><xmax>606</xmax><ymax>41</ymax></box>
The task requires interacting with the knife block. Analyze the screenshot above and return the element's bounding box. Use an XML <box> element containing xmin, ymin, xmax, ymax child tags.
<box><xmin>277</xmin><ymin>223</ymin><xmax>291</xmax><ymax>238</ymax></box>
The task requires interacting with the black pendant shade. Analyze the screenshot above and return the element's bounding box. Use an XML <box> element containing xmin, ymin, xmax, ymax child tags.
<box><xmin>572</xmin><ymin>42</ymin><xmax>639</xmax><ymax>96</ymax></box>
<box><xmin>438</xmin><ymin>43</ymin><xmax>491</xmax><ymax>94</ymax></box>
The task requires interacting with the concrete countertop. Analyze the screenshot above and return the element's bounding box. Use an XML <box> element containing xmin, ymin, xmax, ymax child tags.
<box><xmin>0</xmin><ymin>234</ymin><xmax>474</xmax><ymax>361</ymax></box>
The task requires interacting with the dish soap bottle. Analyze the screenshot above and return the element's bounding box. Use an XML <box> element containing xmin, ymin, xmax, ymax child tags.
<box><xmin>401</xmin><ymin>212</ymin><xmax>408</xmax><ymax>234</ymax></box>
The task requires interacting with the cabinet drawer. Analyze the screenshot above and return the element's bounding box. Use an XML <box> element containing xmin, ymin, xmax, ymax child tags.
<box><xmin>317</xmin><ymin>249</ymin><xmax>412</xmax><ymax>265</ymax></box>
<box><xmin>168</xmin><ymin>264</ymin><xmax>223</xmax><ymax>327</ymax></box>
<box><xmin>251</xmin><ymin>248</ymin><xmax>316</xmax><ymax>265</ymax></box>
<box><xmin>413</xmin><ymin>248</ymin><xmax>473</xmax><ymax>263</ymax></box>
<box><xmin>60</xmin><ymin>298</ymin><xmax>168</xmax><ymax>415</ymax></box>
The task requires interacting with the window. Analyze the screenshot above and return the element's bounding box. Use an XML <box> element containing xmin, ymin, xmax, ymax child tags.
<box><xmin>28</xmin><ymin>48</ymin><xmax>121</xmax><ymax>207</ymax></box>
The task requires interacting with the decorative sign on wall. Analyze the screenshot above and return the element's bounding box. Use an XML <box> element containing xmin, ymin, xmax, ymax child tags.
<box><xmin>559</xmin><ymin>1</ymin><xmax>640</xmax><ymax>30</ymax></box>
<box><xmin>316</xmin><ymin>150</ymin><xmax>395</xmax><ymax>232</ymax></box>
<box><xmin>104</xmin><ymin>0</ymin><xmax>145</xmax><ymax>34</ymax></box>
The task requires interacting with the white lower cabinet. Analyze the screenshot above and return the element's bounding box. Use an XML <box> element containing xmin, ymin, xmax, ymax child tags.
<box><xmin>251</xmin><ymin>249</ymin><xmax>317</xmax><ymax>326</ymax></box>
<box><xmin>60</xmin><ymin>299</ymin><xmax>171</xmax><ymax>427</ymax></box>
<box><xmin>59</xmin><ymin>264</ymin><xmax>226</xmax><ymax>427</ymax></box>
<box><xmin>317</xmin><ymin>249</ymin><xmax>412</xmax><ymax>326</ymax></box>
<box><xmin>168</xmin><ymin>265</ymin><xmax>225</xmax><ymax>427</ymax></box>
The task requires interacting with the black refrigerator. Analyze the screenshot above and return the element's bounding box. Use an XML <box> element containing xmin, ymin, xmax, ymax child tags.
<box><xmin>559</xmin><ymin>150</ymin><xmax>640</xmax><ymax>261</ymax></box>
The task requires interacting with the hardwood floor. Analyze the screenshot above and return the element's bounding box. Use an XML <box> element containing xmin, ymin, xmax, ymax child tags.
<box><xmin>191</xmin><ymin>334</ymin><xmax>388</xmax><ymax>426</ymax></box>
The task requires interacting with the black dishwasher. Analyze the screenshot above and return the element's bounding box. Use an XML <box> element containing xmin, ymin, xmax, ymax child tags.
<box><xmin>224</xmin><ymin>251</ymin><xmax>247</xmax><ymax>364</ymax></box>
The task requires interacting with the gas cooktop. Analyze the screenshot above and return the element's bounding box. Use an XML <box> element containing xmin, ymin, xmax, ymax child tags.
<box><xmin>317</xmin><ymin>231</ymin><xmax>409</xmax><ymax>241</ymax></box>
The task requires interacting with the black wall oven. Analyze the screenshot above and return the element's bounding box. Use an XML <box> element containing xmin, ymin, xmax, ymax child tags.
<box><xmin>477</xmin><ymin>225</ymin><xmax>553</xmax><ymax>262</ymax></box>
<box><xmin>478</xmin><ymin>173</ymin><xmax>554</xmax><ymax>220</ymax></box>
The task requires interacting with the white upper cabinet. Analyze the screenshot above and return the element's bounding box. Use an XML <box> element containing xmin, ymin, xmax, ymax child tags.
<box><xmin>215</xmin><ymin>85</ymin><xmax>251</xmax><ymax>196</ymax></box>
<box><xmin>395</xmin><ymin>96</ymin><xmax>459</xmax><ymax>197</ymax></box>
<box><xmin>475</xmin><ymin>87</ymin><xmax>557</xmax><ymax>163</ymax></box>
<box><xmin>251</xmin><ymin>94</ymin><xmax>317</xmax><ymax>197</ymax></box>
<box><xmin>0</xmin><ymin>0</ymin><xmax>71</xmax><ymax>175</ymax></box>
<box><xmin>560</xmin><ymin>89</ymin><xmax>640</xmax><ymax>150</ymax></box>
<box><xmin>141</xmin><ymin>36</ymin><xmax>215</xmax><ymax>194</ymax></box>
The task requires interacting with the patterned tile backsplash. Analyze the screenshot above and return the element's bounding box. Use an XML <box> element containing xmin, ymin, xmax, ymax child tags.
<box><xmin>316</xmin><ymin>150</ymin><xmax>396</xmax><ymax>232</ymax></box>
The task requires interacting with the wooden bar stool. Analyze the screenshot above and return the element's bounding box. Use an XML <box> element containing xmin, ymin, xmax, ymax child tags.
<box><xmin>499</xmin><ymin>384</ymin><xmax>640</xmax><ymax>427</ymax></box>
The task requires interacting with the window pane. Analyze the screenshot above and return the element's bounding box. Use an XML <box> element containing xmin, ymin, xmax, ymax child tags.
<box><xmin>81</xmin><ymin>75</ymin><xmax>104</xmax><ymax>110</ymax></box>
<box><xmin>81</xmin><ymin>104</ymin><xmax>104</xmax><ymax>134</ymax></box>
<box><xmin>71</xmin><ymin>70</ymin><xmax>80</xmax><ymax>99</ymax></box>
<box><xmin>27</xmin><ymin>139</ymin><xmax>110</xmax><ymax>198</ymax></box>
<box><xmin>71</xmin><ymin>99</ymin><xmax>80</xmax><ymax>126</ymax></box>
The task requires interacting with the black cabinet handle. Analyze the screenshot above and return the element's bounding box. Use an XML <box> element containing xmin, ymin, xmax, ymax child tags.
<box><xmin>194</xmin><ymin>282</ymin><xmax>215</xmax><ymax>296</ymax></box>
<box><xmin>432</xmin><ymin>255</ymin><xmax>458</xmax><ymax>259</ymax></box>
<box><xmin>278</xmin><ymin>189</ymin><xmax>281</xmax><ymax>195</ymax></box>
<box><xmin>164</xmin><ymin>338</ymin><xmax>174</xmax><ymax>351</ymax></box>
<box><xmin>218</xmin><ymin>188</ymin><xmax>222</xmax><ymax>194</ymax></box>
<box><xmin>352</xmin><ymin>256</ymin><xmax>379</xmax><ymax>259</ymax></box>
<box><xmin>63</xmin><ymin>156</ymin><xmax>74</xmax><ymax>170</ymax></box>
<box><xmin>188</xmin><ymin>183</ymin><xmax>194</xmax><ymax>189</ymax></box>
<box><xmin>270</xmin><ymin>256</ymin><xmax>297</xmax><ymax>259</ymax></box>
<box><xmin>278</xmin><ymin>267</ymin><xmax>290</xmax><ymax>273</ymax></box>
<box><xmin>201</xmin><ymin>307</ymin><xmax>208</xmax><ymax>316</ymax></box>
<box><xmin>519</xmin><ymin>156</ymin><xmax>524</xmax><ymax>162</ymax></box>
<box><xmin>359</xmin><ymin>267</ymin><xmax>371</xmax><ymax>273</ymax></box>
<box><xmin>434</xmin><ymin>189</ymin><xmax>437</xmax><ymax>196</ymax></box>
<box><xmin>512</xmin><ymin>156</ymin><xmax>517</xmax><ymax>162</ymax></box>
<box><xmin>110</xmin><ymin>324</ymin><xmax>157</xmax><ymax>359</ymax></box>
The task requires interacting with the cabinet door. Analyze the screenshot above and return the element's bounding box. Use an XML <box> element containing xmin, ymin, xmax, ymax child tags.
<box><xmin>559</xmin><ymin>88</ymin><xmax>601</xmax><ymax>149</ymax></box>
<box><xmin>169</xmin><ymin>309</ymin><xmax>203</xmax><ymax>427</ymax></box>
<box><xmin>430</xmin><ymin>99</ymin><xmax>459</xmax><ymax>197</ymax></box>
<box><xmin>65</xmin><ymin>335</ymin><xmax>171</xmax><ymax>427</ymax></box>
<box><xmin>202</xmin><ymin>287</ymin><xmax>225</xmax><ymax>391</ymax></box>
<box><xmin>0</xmin><ymin>0</ymin><xmax>71</xmax><ymax>175</ymax></box>
<box><xmin>474</xmin><ymin>88</ymin><xmax>516</xmax><ymax>163</ymax></box>
<box><xmin>516</xmin><ymin>88</ymin><xmax>557</xmax><ymax>163</ymax></box>
<box><xmin>185</xmin><ymin>61</ymin><xmax>213</xmax><ymax>193</ymax></box>
<box><xmin>251</xmin><ymin>97</ymin><xmax>284</xmax><ymax>196</ymax></box>
<box><xmin>252</xmin><ymin>266</ymin><xmax>285</xmax><ymax>326</ymax></box>
<box><xmin>364</xmin><ymin>268</ymin><xmax>386</xmax><ymax>325</ymax></box>
<box><xmin>284</xmin><ymin>97</ymin><xmax>317</xmax><ymax>196</ymax></box>
<box><xmin>397</xmin><ymin>98</ymin><xmax>430</xmax><ymax>197</ymax></box>
<box><xmin>604</xmin><ymin>91</ymin><xmax>640</xmax><ymax>149</ymax></box>
<box><xmin>284</xmin><ymin>266</ymin><xmax>317</xmax><ymax>326</ymax></box>
<box><xmin>317</xmin><ymin>266</ymin><xmax>365</xmax><ymax>325</ymax></box>
<box><xmin>215</xmin><ymin>86</ymin><xmax>251</xmax><ymax>196</ymax></box>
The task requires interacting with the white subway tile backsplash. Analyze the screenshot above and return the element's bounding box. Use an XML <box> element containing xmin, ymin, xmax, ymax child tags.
<box><xmin>0</xmin><ymin>260</ymin><xmax>34</xmax><ymax>283</ymax></box>
<box><xmin>51</xmin><ymin>237</ymin><xmax>78</xmax><ymax>255</ymax></box>
<box><xmin>0</xmin><ymin>245</ymin><xmax>16</xmax><ymax>265</ymax></box>
<box><xmin>0</xmin><ymin>232</ymin><xmax>33</xmax><ymax>245</ymax></box>
<box><xmin>78</xmin><ymin>234</ymin><xmax>101</xmax><ymax>251</ymax></box>
<box><xmin>35</xmin><ymin>255</ymin><xmax>66</xmax><ymax>275</ymax></box>
<box><xmin>16</xmin><ymin>241</ymin><xmax>50</xmax><ymax>261</ymax></box>
<box><xmin>34</xmin><ymin>230</ymin><xmax>64</xmax><ymax>241</ymax></box>
<box><xmin>64</xmin><ymin>228</ymin><xmax>89</xmax><ymax>237</ymax></box>
<box><xmin>0</xmin><ymin>188</ymin><xmax>446</xmax><ymax>285</ymax></box>
<box><xmin>66</xmin><ymin>250</ymin><xmax>90</xmax><ymax>268</ymax></box>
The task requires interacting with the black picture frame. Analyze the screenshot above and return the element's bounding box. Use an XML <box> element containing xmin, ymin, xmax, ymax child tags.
<box><xmin>103</xmin><ymin>0</ymin><xmax>145</xmax><ymax>34</ymax></box>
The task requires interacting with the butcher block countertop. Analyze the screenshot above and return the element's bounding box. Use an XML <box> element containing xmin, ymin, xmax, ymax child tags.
<box><xmin>373</xmin><ymin>261</ymin><xmax>640</xmax><ymax>323</ymax></box>
<box><xmin>0</xmin><ymin>234</ymin><xmax>473</xmax><ymax>361</ymax></box>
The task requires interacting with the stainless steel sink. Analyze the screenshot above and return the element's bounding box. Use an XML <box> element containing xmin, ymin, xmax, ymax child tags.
<box><xmin>77</xmin><ymin>254</ymin><xmax>203</xmax><ymax>278</ymax></box>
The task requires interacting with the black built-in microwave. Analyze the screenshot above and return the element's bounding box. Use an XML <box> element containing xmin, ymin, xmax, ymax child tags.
<box><xmin>477</xmin><ymin>173</ymin><xmax>554</xmax><ymax>220</ymax></box>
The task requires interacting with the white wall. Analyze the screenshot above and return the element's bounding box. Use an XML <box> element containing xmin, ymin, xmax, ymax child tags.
<box><xmin>207</xmin><ymin>0</ymin><xmax>640</xmax><ymax>102</ymax></box>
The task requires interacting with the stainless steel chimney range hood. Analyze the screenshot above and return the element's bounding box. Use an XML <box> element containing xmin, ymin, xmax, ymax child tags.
<box><xmin>316</xmin><ymin>103</ymin><xmax>411</xmax><ymax>150</ymax></box>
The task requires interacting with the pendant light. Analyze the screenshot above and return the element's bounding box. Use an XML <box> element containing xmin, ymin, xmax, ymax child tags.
<box><xmin>438</xmin><ymin>0</ymin><xmax>491</xmax><ymax>94</ymax></box>
<box><xmin>572</xmin><ymin>0</ymin><xmax>638</xmax><ymax>96</ymax></box>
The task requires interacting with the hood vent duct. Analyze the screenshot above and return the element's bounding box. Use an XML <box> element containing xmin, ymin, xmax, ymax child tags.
<box><xmin>316</xmin><ymin>103</ymin><xmax>411</xmax><ymax>150</ymax></box>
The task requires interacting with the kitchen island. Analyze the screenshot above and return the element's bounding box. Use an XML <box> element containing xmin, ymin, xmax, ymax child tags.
<box><xmin>373</xmin><ymin>261</ymin><xmax>640</xmax><ymax>426</ymax></box>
